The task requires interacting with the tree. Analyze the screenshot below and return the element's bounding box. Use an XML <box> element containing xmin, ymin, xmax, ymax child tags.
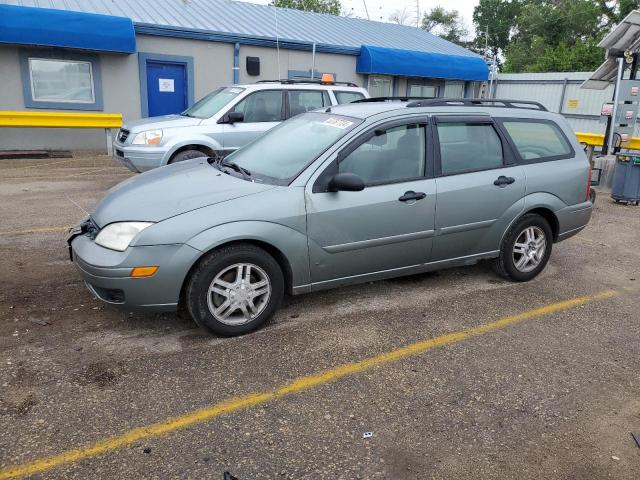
<box><xmin>473</xmin><ymin>0</ymin><xmax>640</xmax><ymax>73</ymax></box>
<box><xmin>421</xmin><ymin>7</ymin><xmax>468</xmax><ymax>44</ymax></box>
<box><xmin>389</xmin><ymin>8</ymin><xmax>414</xmax><ymax>26</ymax></box>
<box><xmin>472</xmin><ymin>0</ymin><xmax>520</xmax><ymax>58</ymax></box>
<box><xmin>272</xmin><ymin>0</ymin><xmax>341</xmax><ymax>15</ymax></box>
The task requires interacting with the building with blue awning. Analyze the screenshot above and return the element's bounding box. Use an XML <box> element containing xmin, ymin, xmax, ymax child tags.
<box><xmin>0</xmin><ymin>0</ymin><xmax>488</xmax><ymax>151</ymax></box>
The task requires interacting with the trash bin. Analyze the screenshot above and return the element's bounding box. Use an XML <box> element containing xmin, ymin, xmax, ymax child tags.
<box><xmin>611</xmin><ymin>154</ymin><xmax>640</xmax><ymax>203</ymax></box>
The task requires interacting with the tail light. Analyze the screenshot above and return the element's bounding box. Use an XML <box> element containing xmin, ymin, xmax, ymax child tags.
<box><xmin>586</xmin><ymin>164</ymin><xmax>593</xmax><ymax>201</ymax></box>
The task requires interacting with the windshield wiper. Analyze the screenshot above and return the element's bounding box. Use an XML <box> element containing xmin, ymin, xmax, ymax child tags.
<box><xmin>213</xmin><ymin>157</ymin><xmax>252</xmax><ymax>180</ymax></box>
<box><xmin>180</xmin><ymin>112</ymin><xmax>195</xmax><ymax>117</ymax></box>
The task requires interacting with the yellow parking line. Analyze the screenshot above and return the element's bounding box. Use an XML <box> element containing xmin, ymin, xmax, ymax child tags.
<box><xmin>0</xmin><ymin>225</ymin><xmax>71</xmax><ymax>236</ymax></box>
<box><xmin>0</xmin><ymin>290</ymin><xmax>618</xmax><ymax>480</ymax></box>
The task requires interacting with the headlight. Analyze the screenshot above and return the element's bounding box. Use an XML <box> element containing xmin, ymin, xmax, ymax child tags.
<box><xmin>94</xmin><ymin>222</ymin><xmax>153</xmax><ymax>251</ymax></box>
<box><xmin>131</xmin><ymin>129</ymin><xmax>163</xmax><ymax>145</ymax></box>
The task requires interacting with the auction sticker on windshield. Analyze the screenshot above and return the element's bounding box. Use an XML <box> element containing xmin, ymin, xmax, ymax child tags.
<box><xmin>323</xmin><ymin>117</ymin><xmax>354</xmax><ymax>129</ymax></box>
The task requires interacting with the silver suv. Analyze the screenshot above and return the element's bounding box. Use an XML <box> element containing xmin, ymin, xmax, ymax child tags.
<box><xmin>71</xmin><ymin>98</ymin><xmax>593</xmax><ymax>336</ymax></box>
<box><xmin>113</xmin><ymin>80</ymin><xmax>369</xmax><ymax>172</ymax></box>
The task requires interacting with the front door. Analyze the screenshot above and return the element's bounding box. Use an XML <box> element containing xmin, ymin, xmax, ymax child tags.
<box><xmin>306</xmin><ymin>120</ymin><xmax>436</xmax><ymax>287</ymax></box>
<box><xmin>222</xmin><ymin>90</ymin><xmax>284</xmax><ymax>153</ymax></box>
<box><xmin>431</xmin><ymin>117</ymin><xmax>526</xmax><ymax>262</ymax></box>
<box><xmin>146</xmin><ymin>61</ymin><xmax>187</xmax><ymax>117</ymax></box>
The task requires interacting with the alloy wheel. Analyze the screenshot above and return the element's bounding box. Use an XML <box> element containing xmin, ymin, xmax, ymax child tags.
<box><xmin>207</xmin><ymin>263</ymin><xmax>271</xmax><ymax>325</ymax></box>
<box><xmin>512</xmin><ymin>226</ymin><xmax>547</xmax><ymax>273</ymax></box>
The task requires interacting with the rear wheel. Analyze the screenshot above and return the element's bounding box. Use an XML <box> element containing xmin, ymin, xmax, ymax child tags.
<box><xmin>169</xmin><ymin>149</ymin><xmax>207</xmax><ymax>164</ymax></box>
<box><xmin>185</xmin><ymin>244</ymin><xmax>284</xmax><ymax>336</ymax></box>
<box><xmin>494</xmin><ymin>214</ymin><xmax>553</xmax><ymax>282</ymax></box>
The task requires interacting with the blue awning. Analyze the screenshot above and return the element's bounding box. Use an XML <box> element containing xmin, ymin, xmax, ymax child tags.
<box><xmin>0</xmin><ymin>4</ymin><xmax>136</xmax><ymax>54</ymax></box>
<box><xmin>357</xmin><ymin>45</ymin><xmax>489</xmax><ymax>82</ymax></box>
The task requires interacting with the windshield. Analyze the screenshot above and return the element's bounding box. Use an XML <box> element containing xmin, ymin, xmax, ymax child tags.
<box><xmin>226</xmin><ymin>112</ymin><xmax>362</xmax><ymax>184</ymax></box>
<box><xmin>182</xmin><ymin>87</ymin><xmax>245</xmax><ymax>119</ymax></box>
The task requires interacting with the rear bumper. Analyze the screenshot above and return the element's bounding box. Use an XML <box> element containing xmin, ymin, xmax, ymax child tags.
<box><xmin>556</xmin><ymin>201</ymin><xmax>593</xmax><ymax>242</ymax></box>
<box><xmin>70</xmin><ymin>234</ymin><xmax>201</xmax><ymax>311</ymax></box>
<box><xmin>112</xmin><ymin>144</ymin><xmax>168</xmax><ymax>173</ymax></box>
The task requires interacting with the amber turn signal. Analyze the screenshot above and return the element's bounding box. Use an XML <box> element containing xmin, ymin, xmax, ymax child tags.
<box><xmin>130</xmin><ymin>266</ymin><xmax>159</xmax><ymax>278</ymax></box>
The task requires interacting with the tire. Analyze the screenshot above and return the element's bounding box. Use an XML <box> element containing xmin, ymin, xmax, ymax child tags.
<box><xmin>169</xmin><ymin>149</ymin><xmax>208</xmax><ymax>164</ymax></box>
<box><xmin>185</xmin><ymin>244</ymin><xmax>284</xmax><ymax>336</ymax></box>
<box><xmin>589</xmin><ymin>188</ymin><xmax>596</xmax><ymax>204</ymax></box>
<box><xmin>493</xmin><ymin>214</ymin><xmax>553</xmax><ymax>282</ymax></box>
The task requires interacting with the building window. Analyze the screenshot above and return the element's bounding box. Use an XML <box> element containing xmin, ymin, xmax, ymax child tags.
<box><xmin>19</xmin><ymin>50</ymin><xmax>103</xmax><ymax>111</ymax></box>
<box><xmin>29</xmin><ymin>58</ymin><xmax>95</xmax><ymax>103</ymax></box>
<box><xmin>444</xmin><ymin>81</ymin><xmax>465</xmax><ymax>98</ymax></box>
<box><xmin>368</xmin><ymin>75</ymin><xmax>392</xmax><ymax>97</ymax></box>
<box><xmin>407</xmin><ymin>79</ymin><xmax>439</xmax><ymax>98</ymax></box>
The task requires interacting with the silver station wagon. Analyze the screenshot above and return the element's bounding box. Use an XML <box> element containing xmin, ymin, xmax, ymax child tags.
<box><xmin>69</xmin><ymin>98</ymin><xmax>593</xmax><ymax>336</ymax></box>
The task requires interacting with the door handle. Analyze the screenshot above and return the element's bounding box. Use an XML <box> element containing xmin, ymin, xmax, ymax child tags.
<box><xmin>398</xmin><ymin>191</ymin><xmax>427</xmax><ymax>202</ymax></box>
<box><xmin>494</xmin><ymin>176</ymin><xmax>515</xmax><ymax>187</ymax></box>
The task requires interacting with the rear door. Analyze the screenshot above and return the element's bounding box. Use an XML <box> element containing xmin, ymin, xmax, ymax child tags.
<box><xmin>222</xmin><ymin>89</ymin><xmax>284</xmax><ymax>152</ymax></box>
<box><xmin>431</xmin><ymin>116</ymin><xmax>526</xmax><ymax>262</ymax></box>
<box><xmin>305</xmin><ymin>118</ymin><xmax>436</xmax><ymax>286</ymax></box>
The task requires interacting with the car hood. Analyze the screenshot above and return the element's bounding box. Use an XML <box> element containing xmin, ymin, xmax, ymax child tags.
<box><xmin>92</xmin><ymin>159</ymin><xmax>275</xmax><ymax>226</ymax></box>
<box><xmin>123</xmin><ymin>114</ymin><xmax>202</xmax><ymax>132</ymax></box>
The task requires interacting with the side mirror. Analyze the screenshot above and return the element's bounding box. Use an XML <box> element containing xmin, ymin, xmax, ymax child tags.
<box><xmin>219</xmin><ymin>111</ymin><xmax>244</xmax><ymax>124</ymax></box>
<box><xmin>328</xmin><ymin>172</ymin><xmax>365</xmax><ymax>192</ymax></box>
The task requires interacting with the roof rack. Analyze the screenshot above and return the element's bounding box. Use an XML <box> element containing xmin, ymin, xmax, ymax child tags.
<box><xmin>256</xmin><ymin>79</ymin><xmax>359</xmax><ymax>87</ymax></box>
<box><xmin>352</xmin><ymin>96</ymin><xmax>436</xmax><ymax>103</ymax></box>
<box><xmin>405</xmin><ymin>98</ymin><xmax>548</xmax><ymax>111</ymax></box>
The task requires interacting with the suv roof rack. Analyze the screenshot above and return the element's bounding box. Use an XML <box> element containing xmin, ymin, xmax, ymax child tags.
<box><xmin>352</xmin><ymin>96</ymin><xmax>436</xmax><ymax>103</ymax></box>
<box><xmin>256</xmin><ymin>79</ymin><xmax>359</xmax><ymax>87</ymax></box>
<box><xmin>405</xmin><ymin>98</ymin><xmax>548</xmax><ymax>111</ymax></box>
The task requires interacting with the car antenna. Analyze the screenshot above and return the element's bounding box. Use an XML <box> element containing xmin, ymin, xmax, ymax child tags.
<box><xmin>63</xmin><ymin>191</ymin><xmax>90</xmax><ymax>217</ymax></box>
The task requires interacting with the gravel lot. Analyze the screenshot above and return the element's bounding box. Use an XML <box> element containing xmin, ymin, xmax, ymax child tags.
<box><xmin>1</xmin><ymin>155</ymin><xmax>639</xmax><ymax>479</ymax></box>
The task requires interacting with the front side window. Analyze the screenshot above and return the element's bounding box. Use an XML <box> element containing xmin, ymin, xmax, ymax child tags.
<box><xmin>288</xmin><ymin>90</ymin><xmax>330</xmax><ymax>117</ymax></box>
<box><xmin>182</xmin><ymin>87</ymin><xmax>244</xmax><ymax>119</ymax></box>
<box><xmin>29</xmin><ymin>58</ymin><xmax>95</xmax><ymax>103</ymax></box>
<box><xmin>232</xmin><ymin>90</ymin><xmax>283</xmax><ymax>122</ymax></box>
<box><xmin>334</xmin><ymin>91</ymin><xmax>365</xmax><ymax>104</ymax></box>
<box><xmin>227</xmin><ymin>113</ymin><xmax>361</xmax><ymax>184</ymax></box>
<box><xmin>502</xmin><ymin>121</ymin><xmax>572</xmax><ymax>160</ymax></box>
<box><xmin>339</xmin><ymin>124</ymin><xmax>426</xmax><ymax>185</ymax></box>
<box><xmin>437</xmin><ymin>123</ymin><xmax>504</xmax><ymax>175</ymax></box>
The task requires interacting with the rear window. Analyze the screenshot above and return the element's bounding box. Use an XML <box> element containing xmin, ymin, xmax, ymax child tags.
<box><xmin>334</xmin><ymin>91</ymin><xmax>365</xmax><ymax>104</ymax></box>
<box><xmin>437</xmin><ymin>123</ymin><xmax>504</xmax><ymax>175</ymax></box>
<box><xmin>502</xmin><ymin>121</ymin><xmax>572</xmax><ymax>161</ymax></box>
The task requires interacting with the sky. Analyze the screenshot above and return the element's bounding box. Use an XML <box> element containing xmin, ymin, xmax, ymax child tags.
<box><xmin>240</xmin><ymin>1</ymin><xmax>481</xmax><ymax>37</ymax></box>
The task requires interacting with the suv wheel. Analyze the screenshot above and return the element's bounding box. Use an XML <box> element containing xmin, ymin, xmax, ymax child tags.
<box><xmin>494</xmin><ymin>214</ymin><xmax>553</xmax><ymax>282</ymax></box>
<box><xmin>170</xmin><ymin>149</ymin><xmax>207</xmax><ymax>164</ymax></box>
<box><xmin>185</xmin><ymin>244</ymin><xmax>284</xmax><ymax>336</ymax></box>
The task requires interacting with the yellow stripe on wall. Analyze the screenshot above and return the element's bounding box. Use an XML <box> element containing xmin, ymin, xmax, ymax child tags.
<box><xmin>0</xmin><ymin>111</ymin><xmax>122</xmax><ymax>129</ymax></box>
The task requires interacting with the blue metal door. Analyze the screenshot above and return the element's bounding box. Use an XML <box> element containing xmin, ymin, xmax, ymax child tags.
<box><xmin>146</xmin><ymin>61</ymin><xmax>187</xmax><ymax>117</ymax></box>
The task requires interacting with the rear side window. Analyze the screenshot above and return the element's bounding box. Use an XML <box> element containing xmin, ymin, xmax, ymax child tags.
<box><xmin>288</xmin><ymin>90</ymin><xmax>330</xmax><ymax>117</ymax></box>
<box><xmin>334</xmin><ymin>91</ymin><xmax>365</xmax><ymax>104</ymax></box>
<box><xmin>437</xmin><ymin>123</ymin><xmax>504</xmax><ymax>175</ymax></box>
<box><xmin>502</xmin><ymin>121</ymin><xmax>572</xmax><ymax>161</ymax></box>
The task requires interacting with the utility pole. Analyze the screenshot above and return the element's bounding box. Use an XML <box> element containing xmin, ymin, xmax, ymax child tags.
<box><xmin>362</xmin><ymin>0</ymin><xmax>370</xmax><ymax>20</ymax></box>
<box><xmin>416</xmin><ymin>0</ymin><xmax>420</xmax><ymax>28</ymax></box>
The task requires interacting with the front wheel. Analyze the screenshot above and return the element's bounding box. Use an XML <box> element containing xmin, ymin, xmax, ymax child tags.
<box><xmin>185</xmin><ymin>244</ymin><xmax>284</xmax><ymax>336</ymax></box>
<box><xmin>493</xmin><ymin>214</ymin><xmax>553</xmax><ymax>282</ymax></box>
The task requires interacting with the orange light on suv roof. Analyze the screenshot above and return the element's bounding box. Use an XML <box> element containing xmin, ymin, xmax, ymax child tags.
<box><xmin>321</xmin><ymin>73</ymin><xmax>335</xmax><ymax>84</ymax></box>
<box><xmin>130</xmin><ymin>266</ymin><xmax>159</xmax><ymax>278</ymax></box>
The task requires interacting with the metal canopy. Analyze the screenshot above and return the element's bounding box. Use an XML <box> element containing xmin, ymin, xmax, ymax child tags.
<box><xmin>582</xmin><ymin>10</ymin><xmax>640</xmax><ymax>89</ymax></box>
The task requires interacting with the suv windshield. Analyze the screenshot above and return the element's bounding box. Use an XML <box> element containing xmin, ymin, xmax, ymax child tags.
<box><xmin>226</xmin><ymin>112</ymin><xmax>362</xmax><ymax>184</ymax></box>
<box><xmin>182</xmin><ymin>87</ymin><xmax>245</xmax><ymax>119</ymax></box>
